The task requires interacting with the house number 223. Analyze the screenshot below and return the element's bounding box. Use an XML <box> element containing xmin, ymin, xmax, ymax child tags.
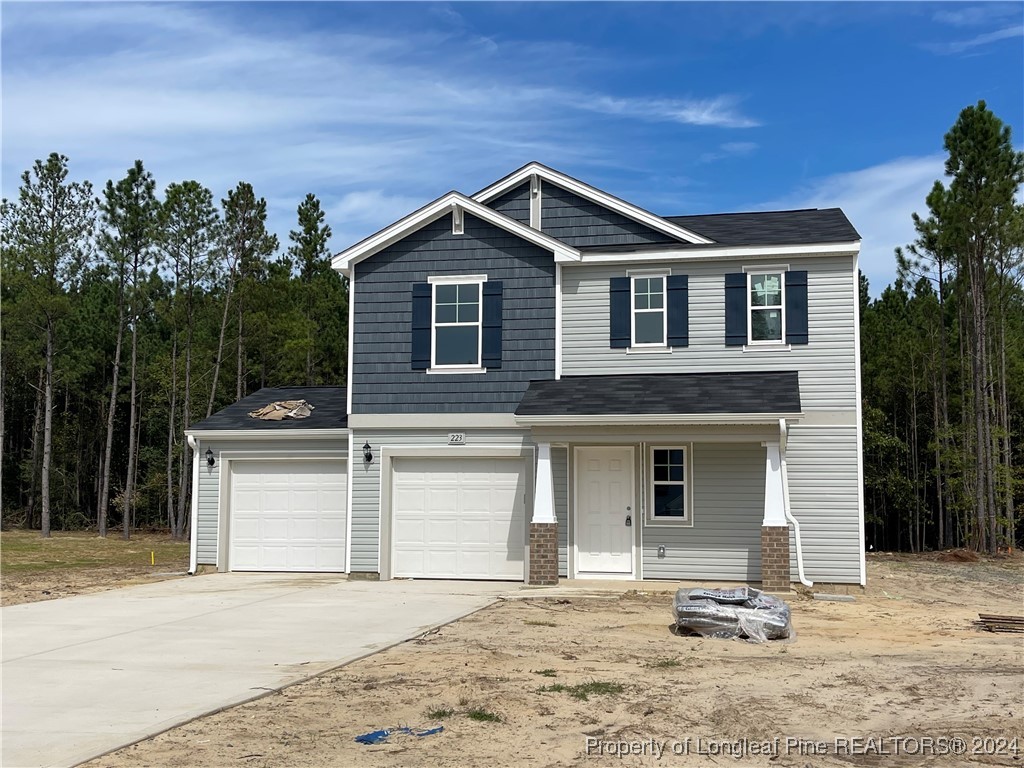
<box><xmin>448</xmin><ymin>433</ymin><xmax>466</xmax><ymax>445</ymax></box>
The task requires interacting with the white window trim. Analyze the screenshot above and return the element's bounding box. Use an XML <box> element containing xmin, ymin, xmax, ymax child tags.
<box><xmin>646</xmin><ymin>444</ymin><xmax>694</xmax><ymax>527</ymax></box>
<box><xmin>744</xmin><ymin>265</ymin><xmax>788</xmax><ymax>346</ymax></box>
<box><xmin>629</xmin><ymin>270</ymin><xmax>669</xmax><ymax>349</ymax></box>
<box><xmin>428</xmin><ymin>274</ymin><xmax>486</xmax><ymax>372</ymax></box>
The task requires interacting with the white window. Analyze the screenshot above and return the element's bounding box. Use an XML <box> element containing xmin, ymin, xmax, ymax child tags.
<box><xmin>748</xmin><ymin>272</ymin><xmax>784</xmax><ymax>343</ymax></box>
<box><xmin>631</xmin><ymin>275</ymin><xmax>667</xmax><ymax>347</ymax></box>
<box><xmin>649</xmin><ymin>446</ymin><xmax>691</xmax><ymax>524</ymax></box>
<box><xmin>431</xmin><ymin>277</ymin><xmax>484</xmax><ymax>368</ymax></box>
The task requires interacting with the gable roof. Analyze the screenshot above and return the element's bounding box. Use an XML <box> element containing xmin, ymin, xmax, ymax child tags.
<box><xmin>188</xmin><ymin>386</ymin><xmax>348</xmax><ymax>432</ymax></box>
<box><xmin>665</xmin><ymin>208</ymin><xmax>860</xmax><ymax>247</ymax></box>
<box><xmin>473</xmin><ymin>162</ymin><xmax>714</xmax><ymax>246</ymax></box>
<box><xmin>515</xmin><ymin>372</ymin><xmax>801</xmax><ymax>424</ymax></box>
<box><xmin>331</xmin><ymin>191</ymin><xmax>580</xmax><ymax>274</ymax></box>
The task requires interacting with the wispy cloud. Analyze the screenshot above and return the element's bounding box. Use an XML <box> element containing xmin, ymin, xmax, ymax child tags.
<box><xmin>698</xmin><ymin>141</ymin><xmax>759</xmax><ymax>163</ymax></box>
<box><xmin>924</xmin><ymin>24</ymin><xmax>1024</xmax><ymax>55</ymax></box>
<box><xmin>933</xmin><ymin>4</ymin><xmax>1021</xmax><ymax>28</ymax></box>
<box><xmin>586</xmin><ymin>95</ymin><xmax>759</xmax><ymax>129</ymax></box>
<box><xmin>767</xmin><ymin>155</ymin><xmax>946</xmax><ymax>296</ymax></box>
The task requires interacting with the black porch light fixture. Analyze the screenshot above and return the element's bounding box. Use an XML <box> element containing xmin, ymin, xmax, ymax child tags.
<box><xmin>362</xmin><ymin>441</ymin><xmax>373</xmax><ymax>463</ymax></box>
<box><xmin>205</xmin><ymin>448</ymin><xmax>215</xmax><ymax>467</ymax></box>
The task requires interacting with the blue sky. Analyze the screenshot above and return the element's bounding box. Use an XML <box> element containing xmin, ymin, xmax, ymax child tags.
<box><xmin>2</xmin><ymin>2</ymin><xmax>1021</xmax><ymax>294</ymax></box>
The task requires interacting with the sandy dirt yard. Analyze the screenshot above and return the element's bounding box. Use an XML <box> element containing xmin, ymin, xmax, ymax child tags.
<box><xmin>87</xmin><ymin>554</ymin><xmax>1022</xmax><ymax>768</ymax></box>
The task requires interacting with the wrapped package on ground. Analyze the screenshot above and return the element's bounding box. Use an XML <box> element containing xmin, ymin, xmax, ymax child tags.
<box><xmin>673</xmin><ymin>587</ymin><xmax>793</xmax><ymax>642</ymax></box>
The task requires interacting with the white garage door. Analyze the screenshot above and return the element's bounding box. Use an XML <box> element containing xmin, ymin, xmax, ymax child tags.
<box><xmin>230</xmin><ymin>459</ymin><xmax>347</xmax><ymax>572</ymax></box>
<box><xmin>392</xmin><ymin>457</ymin><xmax>526</xmax><ymax>580</ymax></box>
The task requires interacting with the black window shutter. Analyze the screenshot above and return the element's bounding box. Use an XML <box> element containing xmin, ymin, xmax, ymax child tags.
<box><xmin>785</xmin><ymin>271</ymin><xmax>808</xmax><ymax>345</ymax></box>
<box><xmin>666</xmin><ymin>274</ymin><xmax>689</xmax><ymax>347</ymax></box>
<box><xmin>724</xmin><ymin>273</ymin><xmax>747</xmax><ymax>346</ymax></box>
<box><xmin>411</xmin><ymin>283</ymin><xmax>431</xmax><ymax>370</ymax></box>
<box><xmin>609</xmin><ymin>277</ymin><xmax>630</xmax><ymax>348</ymax></box>
<box><xmin>482</xmin><ymin>280</ymin><xmax>503</xmax><ymax>368</ymax></box>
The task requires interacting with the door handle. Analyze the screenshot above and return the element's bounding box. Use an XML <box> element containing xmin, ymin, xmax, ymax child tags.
<box><xmin>625</xmin><ymin>514</ymin><xmax>632</xmax><ymax>527</ymax></box>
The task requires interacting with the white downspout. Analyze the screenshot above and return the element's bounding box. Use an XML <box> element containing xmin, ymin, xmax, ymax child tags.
<box><xmin>186</xmin><ymin>435</ymin><xmax>200</xmax><ymax>575</ymax></box>
<box><xmin>779</xmin><ymin>419</ymin><xmax>812</xmax><ymax>587</ymax></box>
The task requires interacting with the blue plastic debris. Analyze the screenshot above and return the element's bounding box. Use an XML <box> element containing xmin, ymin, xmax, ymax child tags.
<box><xmin>355</xmin><ymin>726</ymin><xmax>444</xmax><ymax>744</ymax></box>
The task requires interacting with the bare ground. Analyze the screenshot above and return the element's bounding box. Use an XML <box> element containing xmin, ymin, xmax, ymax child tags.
<box><xmin>84</xmin><ymin>553</ymin><xmax>1023</xmax><ymax>768</ymax></box>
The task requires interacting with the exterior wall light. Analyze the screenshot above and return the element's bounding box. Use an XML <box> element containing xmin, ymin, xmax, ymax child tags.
<box><xmin>205</xmin><ymin>448</ymin><xmax>215</xmax><ymax>467</ymax></box>
<box><xmin>362</xmin><ymin>442</ymin><xmax>373</xmax><ymax>463</ymax></box>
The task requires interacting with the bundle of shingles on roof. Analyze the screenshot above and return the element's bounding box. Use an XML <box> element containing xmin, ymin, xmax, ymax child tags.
<box><xmin>248</xmin><ymin>400</ymin><xmax>314</xmax><ymax>421</ymax></box>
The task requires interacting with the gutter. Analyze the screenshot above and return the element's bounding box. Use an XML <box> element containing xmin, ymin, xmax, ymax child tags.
<box><xmin>186</xmin><ymin>435</ymin><xmax>200</xmax><ymax>576</ymax></box>
<box><xmin>515</xmin><ymin>412</ymin><xmax>804</xmax><ymax>427</ymax></box>
<box><xmin>184</xmin><ymin>428</ymin><xmax>350</xmax><ymax>439</ymax></box>
<box><xmin>779</xmin><ymin>419</ymin><xmax>812</xmax><ymax>587</ymax></box>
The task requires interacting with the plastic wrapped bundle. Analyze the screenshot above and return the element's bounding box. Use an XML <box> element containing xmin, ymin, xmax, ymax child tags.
<box><xmin>673</xmin><ymin>587</ymin><xmax>793</xmax><ymax>642</ymax></box>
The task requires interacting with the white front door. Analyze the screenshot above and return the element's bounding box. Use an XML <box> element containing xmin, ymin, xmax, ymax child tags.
<box><xmin>576</xmin><ymin>447</ymin><xmax>634</xmax><ymax>574</ymax></box>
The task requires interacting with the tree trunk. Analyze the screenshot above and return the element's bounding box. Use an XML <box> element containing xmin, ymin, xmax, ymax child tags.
<box><xmin>175</xmin><ymin>307</ymin><xmax>194</xmax><ymax>540</ymax></box>
<box><xmin>236</xmin><ymin>303</ymin><xmax>244</xmax><ymax>401</ymax></box>
<box><xmin>41</xmin><ymin>322</ymin><xmax>54</xmax><ymax>538</ymax></box>
<box><xmin>98</xmin><ymin>298</ymin><xmax>125</xmax><ymax>538</ymax></box>
<box><xmin>166</xmin><ymin>333</ymin><xmax>178</xmax><ymax>532</ymax></box>
<box><xmin>206</xmin><ymin>279</ymin><xmax>235</xmax><ymax>418</ymax></box>
<box><xmin>123</xmin><ymin>318</ymin><xmax>139</xmax><ymax>540</ymax></box>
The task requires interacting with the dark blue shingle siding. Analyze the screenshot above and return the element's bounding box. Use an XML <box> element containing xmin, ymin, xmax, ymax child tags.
<box><xmin>352</xmin><ymin>212</ymin><xmax>555</xmax><ymax>413</ymax></box>
<box><xmin>540</xmin><ymin>183</ymin><xmax>680</xmax><ymax>248</ymax></box>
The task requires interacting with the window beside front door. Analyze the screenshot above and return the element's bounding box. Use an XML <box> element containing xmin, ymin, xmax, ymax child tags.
<box><xmin>749</xmin><ymin>272</ymin><xmax>784</xmax><ymax>343</ymax></box>
<box><xmin>433</xmin><ymin>281</ymin><xmax>482</xmax><ymax>367</ymax></box>
<box><xmin>649</xmin><ymin>446</ymin><xmax>692</xmax><ymax>525</ymax></box>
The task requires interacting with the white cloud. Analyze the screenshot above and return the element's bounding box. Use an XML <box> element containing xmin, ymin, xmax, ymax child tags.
<box><xmin>768</xmin><ymin>155</ymin><xmax>947</xmax><ymax>296</ymax></box>
<box><xmin>933</xmin><ymin>4</ymin><xmax>1021</xmax><ymax>27</ymax></box>
<box><xmin>924</xmin><ymin>25</ymin><xmax>1024</xmax><ymax>55</ymax></box>
<box><xmin>586</xmin><ymin>94</ymin><xmax>760</xmax><ymax>129</ymax></box>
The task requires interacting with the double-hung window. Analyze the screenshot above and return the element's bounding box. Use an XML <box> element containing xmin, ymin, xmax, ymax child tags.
<box><xmin>631</xmin><ymin>275</ymin><xmax>667</xmax><ymax>347</ymax></box>
<box><xmin>649</xmin><ymin>447</ymin><xmax>690</xmax><ymax>524</ymax></box>
<box><xmin>432</xmin><ymin>278</ymin><xmax>483</xmax><ymax>368</ymax></box>
<box><xmin>748</xmin><ymin>272</ymin><xmax>784</xmax><ymax>344</ymax></box>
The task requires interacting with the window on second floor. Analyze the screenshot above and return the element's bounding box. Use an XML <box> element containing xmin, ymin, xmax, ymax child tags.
<box><xmin>748</xmin><ymin>272</ymin><xmax>784</xmax><ymax>343</ymax></box>
<box><xmin>433</xmin><ymin>282</ymin><xmax>481</xmax><ymax>367</ymax></box>
<box><xmin>632</xmin><ymin>275</ymin><xmax>667</xmax><ymax>346</ymax></box>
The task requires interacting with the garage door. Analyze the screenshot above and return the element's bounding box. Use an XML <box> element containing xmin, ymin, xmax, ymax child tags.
<box><xmin>392</xmin><ymin>457</ymin><xmax>526</xmax><ymax>580</ymax></box>
<box><xmin>230</xmin><ymin>459</ymin><xmax>347</xmax><ymax>572</ymax></box>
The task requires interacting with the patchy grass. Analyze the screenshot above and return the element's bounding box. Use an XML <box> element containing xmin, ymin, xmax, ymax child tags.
<box><xmin>538</xmin><ymin>680</ymin><xmax>626</xmax><ymax>701</ymax></box>
<box><xmin>644</xmin><ymin>657</ymin><xmax>681</xmax><ymax>669</ymax></box>
<box><xmin>0</xmin><ymin>530</ymin><xmax>190</xmax><ymax>605</ymax></box>
<box><xmin>465</xmin><ymin>708</ymin><xmax>502</xmax><ymax>723</ymax></box>
<box><xmin>425</xmin><ymin>707</ymin><xmax>454</xmax><ymax>720</ymax></box>
<box><xmin>523</xmin><ymin>619</ymin><xmax>557</xmax><ymax>627</ymax></box>
<box><xmin>532</xmin><ymin>669</ymin><xmax>558</xmax><ymax>677</ymax></box>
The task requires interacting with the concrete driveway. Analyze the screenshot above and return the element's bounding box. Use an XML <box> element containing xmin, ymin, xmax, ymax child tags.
<box><xmin>2</xmin><ymin>574</ymin><xmax>514</xmax><ymax>768</ymax></box>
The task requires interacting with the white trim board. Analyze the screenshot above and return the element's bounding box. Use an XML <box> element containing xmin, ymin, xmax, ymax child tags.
<box><xmin>516</xmin><ymin>413</ymin><xmax>803</xmax><ymax>427</ymax></box>
<box><xmin>331</xmin><ymin>191</ymin><xmax>580</xmax><ymax>274</ymax></box>
<box><xmin>473</xmin><ymin>162</ymin><xmax>713</xmax><ymax>246</ymax></box>
<box><xmin>573</xmin><ymin>241</ymin><xmax>861</xmax><ymax>266</ymax></box>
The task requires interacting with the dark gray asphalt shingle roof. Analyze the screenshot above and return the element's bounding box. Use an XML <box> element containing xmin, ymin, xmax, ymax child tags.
<box><xmin>667</xmin><ymin>208</ymin><xmax>860</xmax><ymax>246</ymax></box>
<box><xmin>188</xmin><ymin>386</ymin><xmax>348</xmax><ymax>431</ymax></box>
<box><xmin>515</xmin><ymin>372</ymin><xmax>801</xmax><ymax>417</ymax></box>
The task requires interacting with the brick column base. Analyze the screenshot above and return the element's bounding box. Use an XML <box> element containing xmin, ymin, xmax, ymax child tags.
<box><xmin>528</xmin><ymin>523</ymin><xmax>559</xmax><ymax>585</ymax></box>
<box><xmin>760</xmin><ymin>525</ymin><xmax>791</xmax><ymax>592</ymax></box>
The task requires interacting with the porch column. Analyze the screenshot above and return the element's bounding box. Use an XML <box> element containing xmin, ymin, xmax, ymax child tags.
<box><xmin>528</xmin><ymin>442</ymin><xmax>559</xmax><ymax>585</ymax></box>
<box><xmin>761</xmin><ymin>441</ymin><xmax>791</xmax><ymax>592</ymax></box>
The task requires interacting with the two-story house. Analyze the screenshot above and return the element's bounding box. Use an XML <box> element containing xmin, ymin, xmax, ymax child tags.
<box><xmin>185</xmin><ymin>163</ymin><xmax>864</xmax><ymax>590</ymax></box>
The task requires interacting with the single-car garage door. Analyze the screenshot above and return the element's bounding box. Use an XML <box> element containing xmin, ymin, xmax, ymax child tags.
<box><xmin>392</xmin><ymin>457</ymin><xmax>526</xmax><ymax>580</ymax></box>
<box><xmin>230</xmin><ymin>459</ymin><xmax>347</xmax><ymax>572</ymax></box>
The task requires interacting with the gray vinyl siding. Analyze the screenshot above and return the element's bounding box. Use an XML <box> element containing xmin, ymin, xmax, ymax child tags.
<box><xmin>784</xmin><ymin>424</ymin><xmax>861</xmax><ymax>584</ymax></box>
<box><xmin>553</xmin><ymin>446</ymin><xmax>568</xmax><ymax>577</ymax></box>
<box><xmin>350</xmin><ymin>428</ymin><xmax>532</xmax><ymax>573</ymax></box>
<box><xmin>192</xmin><ymin>437</ymin><xmax>349</xmax><ymax>568</ymax></box>
<box><xmin>540</xmin><ymin>182</ymin><xmax>679</xmax><ymax>248</ymax></box>
<box><xmin>351</xmin><ymin>212</ymin><xmax>555</xmax><ymax>413</ymax></box>
<box><xmin>489</xmin><ymin>182</ymin><xmax>530</xmax><ymax>225</ymax></box>
<box><xmin>641</xmin><ymin>442</ymin><xmax>764</xmax><ymax>581</ymax></box>
<box><xmin>561</xmin><ymin>254</ymin><xmax>858</xmax><ymax>411</ymax></box>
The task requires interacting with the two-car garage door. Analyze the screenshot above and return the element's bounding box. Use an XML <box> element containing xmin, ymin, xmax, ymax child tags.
<box><xmin>392</xmin><ymin>457</ymin><xmax>526</xmax><ymax>580</ymax></box>
<box><xmin>230</xmin><ymin>459</ymin><xmax>347</xmax><ymax>572</ymax></box>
